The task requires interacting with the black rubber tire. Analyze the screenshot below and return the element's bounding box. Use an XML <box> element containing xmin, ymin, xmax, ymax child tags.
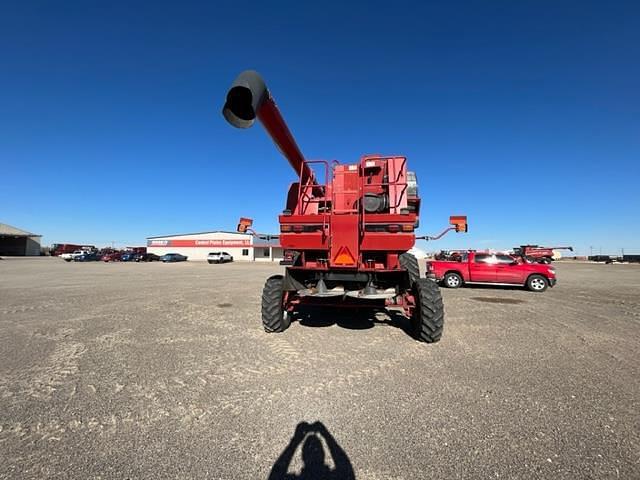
<box><xmin>411</xmin><ymin>278</ymin><xmax>445</xmax><ymax>343</ymax></box>
<box><xmin>399</xmin><ymin>252</ymin><xmax>420</xmax><ymax>285</ymax></box>
<box><xmin>526</xmin><ymin>274</ymin><xmax>548</xmax><ymax>292</ymax></box>
<box><xmin>443</xmin><ymin>272</ymin><xmax>463</xmax><ymax>289</ymax></box>
<box><xmin>261</xmin><ymin>275</ymin><xmax>291</xmax><ymax>333</ymax></box>
<box><xmin>207</xmin><ymin>260</ymin><xmax>213</xmax><ymax>264</ymax></box>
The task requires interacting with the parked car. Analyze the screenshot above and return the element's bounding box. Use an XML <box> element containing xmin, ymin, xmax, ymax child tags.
<box><xmin>134</xmin><ymin>253</ymin><xmax>160</xmax><ymax>262</ymax></box>
<box><xmin>160</xmin><ymin>253</ymin><xmax>188</xmax><ymax>263</ymax></box>
<box><xmin>101</xmin><ymin>252</ymin><xmax>122</xmax><ymax>262</ymax></box>
<box><xmin>61</xmin><ymin>249</ymin><xmax>91</xmax><ymax>262</ymax></box>
<box><xmin>207</xmin><ymin>251</ymin><xmax>233</xmax><ymax>264</ymax></box>
<box><xmin>120</xmin><ymin>252</ymin><xmax>137</xmax><ymax>261</ymax></box>
<box><xmin>74</xmin><ymin>252</ymin><xmax>100</xmax><ymax>262</ymax></box>
<box><xmin>427</xmin><ymin>251</ymin><xmax>557</xmax><ymax>292</ymax></box>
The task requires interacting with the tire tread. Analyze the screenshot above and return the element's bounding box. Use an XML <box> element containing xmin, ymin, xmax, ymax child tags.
<box><xmin>399</xmin><ymin>253</ymin><xmax>420</xmax><ymax>285</ymax></box>
<box><xmin>261</xmin><ymin>275</ymin><xmax>290</xmax><ymax>332</ymax></box>
<box><xmin>412</xmin><ymin>278</ymin><xmax>445</xmax><ymax>343</ymax></box>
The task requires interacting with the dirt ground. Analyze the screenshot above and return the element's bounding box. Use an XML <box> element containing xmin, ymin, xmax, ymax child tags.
<box><xmin>0</xmin><ymin>258</ymin><xmax>638</xmax><ymax>479</ymax></box>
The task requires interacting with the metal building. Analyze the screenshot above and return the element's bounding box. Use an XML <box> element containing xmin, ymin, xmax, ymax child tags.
<box><xmin>0</xmin><ymin>223</ymin><xmax>42</xmax><ymax>256</ymax></box>
<box><xmin>146</xmin><ymin>230</ymin><xmax>283</xmax><ymax>262</ymax></box>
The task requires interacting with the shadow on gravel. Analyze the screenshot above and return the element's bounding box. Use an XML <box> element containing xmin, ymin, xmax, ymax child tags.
<box><xmin>471</xmin><ymin>297</ymin><xmax>525</xmax><ymax>305</ymax></box>
<box><xmin>268</xmin><ymin>421</ymin><xmax>355</xmax><ymax>480</ymax></box>
<box><xmin>458</xmin><ymin>283</ymin><xmax>524</xmax><ymax>291</ymax></box>
<box><xmin>295</xmin><ymin>306</ymin><xmax>414</xmax><ymax>339</ymax></box>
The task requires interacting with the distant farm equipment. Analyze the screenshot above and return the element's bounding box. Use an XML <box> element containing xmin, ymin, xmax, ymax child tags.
<box><xmin>513</xmin><ymin>245</ymin><xmax>573</xmax><ymax>264</ymax></box>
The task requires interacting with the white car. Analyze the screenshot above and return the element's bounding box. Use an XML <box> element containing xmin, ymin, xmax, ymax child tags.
<box><xmin>60</xmin><ymin>250</ymin><xmax>90</xmax><ymax>262</ymax></box>
<box><xmin>207</xmin><ymin>251</ymin><xmax>233</xmax><ymax>264</ymax></box>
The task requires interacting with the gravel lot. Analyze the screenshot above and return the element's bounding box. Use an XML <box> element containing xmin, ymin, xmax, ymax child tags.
<box><xmin>0</xmin><ymin>258</ymin><xmax>639</xmax><ymax>479</ymax></box>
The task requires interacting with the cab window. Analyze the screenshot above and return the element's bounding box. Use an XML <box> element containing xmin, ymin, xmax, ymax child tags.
<box><xmin>474</xmin><ymin>254</ymin><xmax>492</xmax><ymax>264</ymax></box>
<box><xmin>496</xmin><ymin>254</ymin><xmax>515</xmax><ymax>264</ymax></box>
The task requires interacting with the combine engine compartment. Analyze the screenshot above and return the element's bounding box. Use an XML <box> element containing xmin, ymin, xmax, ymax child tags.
<box><xmin>279</xmin><ymin>155</ymin><xmax>420</xmax><ymax>300</ymax></box>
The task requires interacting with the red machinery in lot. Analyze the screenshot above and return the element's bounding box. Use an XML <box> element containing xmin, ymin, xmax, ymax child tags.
<box><xmin>513</xmin><ymin>245</ymin><xmax>573</xmax><ymax>264</ymax></box>
<box><xmin>222</xmin><ymin>70</ymin><xmax>466</xmax><ymax>342</ymax></box>
<box><xmin>51</xmin><ymin>244</ymin><xmax>95</xmax><ymax>256</ymax></box>
<box><xmin>428</xmin><ymin>251</ymin><xmax>557</xmax><ymax>292</ymax></box>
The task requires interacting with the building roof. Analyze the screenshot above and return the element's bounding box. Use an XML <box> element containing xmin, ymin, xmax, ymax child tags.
<box><xmin>146</xmin><ymin>230</ymin><xmax>251</xmax><ymax>239</ymax></box>
<box><xmin>0</xmin><ymin>223</ymin><xmax>41</xmax><ymax>237</ymax></box>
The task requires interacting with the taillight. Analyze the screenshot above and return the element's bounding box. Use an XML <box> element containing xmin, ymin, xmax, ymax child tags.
<box><xmin>280</xmin><ymin>225</ymin><xmax>292</xmax><ymax>232</ymax></box>
<box><xmin>387</xmin><ymin>224</ymin><xmax>413</xmax><ymax>233</ymax></box>
<box><xmin>292</xmin><ymin>225</ymin><xmax>304</xmax><ymax>233</ymax></box>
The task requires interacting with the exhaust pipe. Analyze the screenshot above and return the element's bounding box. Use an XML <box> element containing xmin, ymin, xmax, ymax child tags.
<box><xmin>222</xmin><ymin>70</ymin><xmax>315</xmax><ymax>186</ymax></box>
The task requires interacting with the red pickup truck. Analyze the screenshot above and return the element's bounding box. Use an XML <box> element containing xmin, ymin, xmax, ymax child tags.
<box><xmin>427</xmin><ymin>251</ymin><xmax>557</xmax><ymax>292</ymax></box>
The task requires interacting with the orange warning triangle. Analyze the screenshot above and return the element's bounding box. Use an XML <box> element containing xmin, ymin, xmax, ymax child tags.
<box><xmin>333</xmin><ymin>246</ymin><xmax>356</xmax><ymax>265</ymax></box>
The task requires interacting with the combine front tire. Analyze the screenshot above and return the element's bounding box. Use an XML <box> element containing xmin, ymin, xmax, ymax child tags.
<box><xmin>399</xmin><ymin>253</ymin><xmax>420</xmax><ymax>285</ymax></box>
<box><xmin>261</xmin><ymin>275</ymin><xmax>291</xmax><ymax>333</ymax></box>
<box><xmin>411</xmin><ymin>279</ymin><xmax>445</xmax><ymax>343</ymax></box>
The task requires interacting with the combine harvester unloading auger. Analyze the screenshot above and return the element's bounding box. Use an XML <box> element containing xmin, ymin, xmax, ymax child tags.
<box><xmin>222</xmin><ymin>70</ymin><xmax>467</xmax><ymax>342</ymax></box>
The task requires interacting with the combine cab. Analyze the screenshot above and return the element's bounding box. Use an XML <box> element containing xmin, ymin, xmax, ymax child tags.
<box><xmin>222</xmin><ymin>71</ymin><xmax>466</xmax><ymax>342</ymax></box>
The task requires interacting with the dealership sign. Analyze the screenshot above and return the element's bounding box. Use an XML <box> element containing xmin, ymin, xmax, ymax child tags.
<box><xmin>147</xmin><ymin>239</ymin><xmax>252</xmax><ymax>248</ymax></box>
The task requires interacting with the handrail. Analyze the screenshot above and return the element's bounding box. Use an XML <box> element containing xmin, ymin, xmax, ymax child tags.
<box><xmin>359</xmin><ymin>157</ymin><xmax>410</xmax><ymax>234</ymax></box>
<box><xmin>296</xmin><ymin>160</ymin><xmax>331</xmax><ymax>240</ymax></box>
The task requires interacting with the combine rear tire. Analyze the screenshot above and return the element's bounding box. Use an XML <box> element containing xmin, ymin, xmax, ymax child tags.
<box><xmin>261</xmin><ymin>275</ymin><xmax>291</xmax><ymax>333</ymax></box>
<box><xmin>399</xmin><ymin>253</ymin><xmax>420</xmax><ymax>285</ymax></box>
<box><xmin>411</xmin><ymin>279</ymin><xmax>445</xmax><ymax>343</ymax></box>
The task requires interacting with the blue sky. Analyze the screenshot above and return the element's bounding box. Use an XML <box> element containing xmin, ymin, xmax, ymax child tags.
<box><xmin>1</xmin><ymin>1</ymin><xmax>638</xmax><ymax>255</ymax></box>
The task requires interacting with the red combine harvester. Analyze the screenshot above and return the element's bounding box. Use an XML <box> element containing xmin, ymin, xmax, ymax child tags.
<box><xmin>222</xmin><ymin>71</ymin><xmax>467</xmax><ymax>342</ymax></box>
<box><xmin>513</xmin><ymin>245</ymin><xmax>573</xmax><ymax>264</ymax></box>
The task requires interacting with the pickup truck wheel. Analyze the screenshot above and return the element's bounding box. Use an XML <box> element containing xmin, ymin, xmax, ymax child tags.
<box><xmin>443</xmin><ymin>272</ymin><xmax>463</xmax><ymax>288</ymax></box>
<box><xmin>527</xmin><ymin>274</ymin><xmax>548</xmax><ymax>292</ymax></box>
<box><xmin>411</xmin><ymin>279</ymin><xmax>444</xmax><ymax>343</ymax></box>
<box><xmin>399</xmin><ymin>253</ymin><xmax>420</xmax><ymax>285</ymax></box>
<box><xmin>262</xmin><ymin>275</ymin><xmax>291</xmax><ymax>333</ymax></box>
